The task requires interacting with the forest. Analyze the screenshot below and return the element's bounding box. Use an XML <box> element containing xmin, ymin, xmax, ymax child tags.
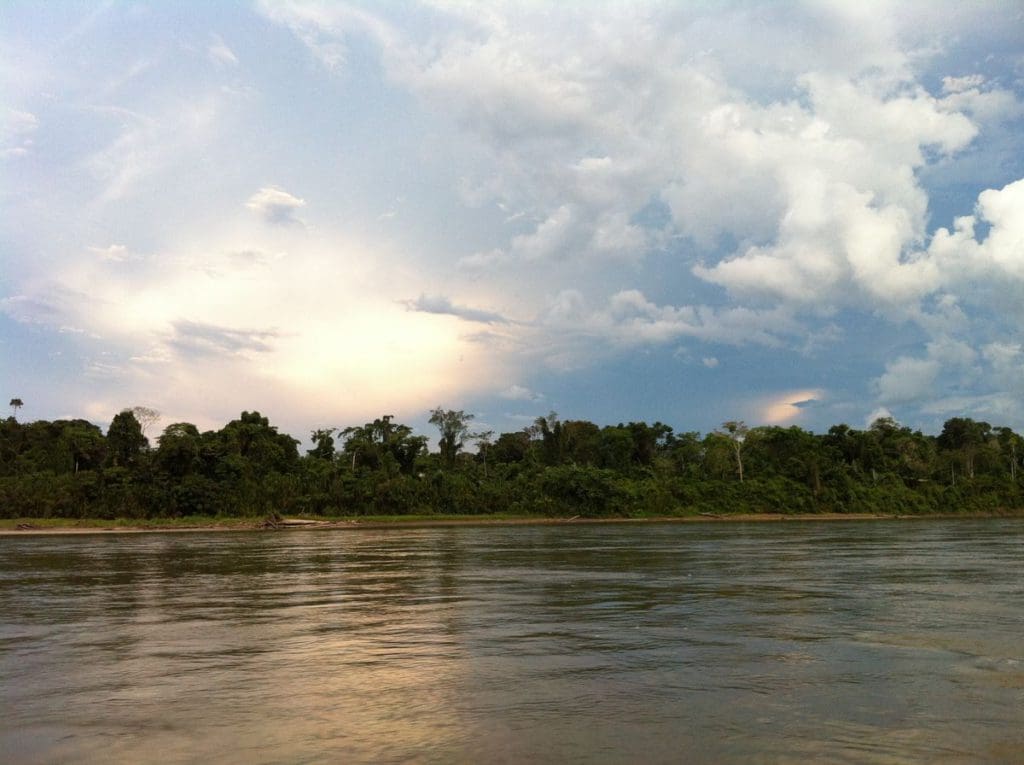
<box><xmin>0</xmin><ymin>402</ymin><xmax>1022</xmax><ymax>520</ymax></box>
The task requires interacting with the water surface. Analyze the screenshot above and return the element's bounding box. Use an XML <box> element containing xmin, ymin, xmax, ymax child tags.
<box><xmin>2</xmin><ymin>520</ymin><xmax>1023</xmax><ymax>763</ymax></box>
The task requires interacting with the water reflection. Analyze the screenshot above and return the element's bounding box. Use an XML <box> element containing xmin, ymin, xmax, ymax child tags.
<box><xmin>2</xmin><ymin>520</ymin><xmax>1023</xmax><ymax>763</ymax></box>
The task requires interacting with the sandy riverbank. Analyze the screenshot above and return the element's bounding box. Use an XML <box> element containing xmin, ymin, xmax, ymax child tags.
<box><xmin>3</xmin><ymin>511</ymin><xmax>1018</xmax><ymax>535</ymax></box>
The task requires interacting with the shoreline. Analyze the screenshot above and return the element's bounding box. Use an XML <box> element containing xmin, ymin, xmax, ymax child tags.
<box><xmin>2</xmin><ymin>511</ymin><xmax>1022</xmax><ymax>535</ymax></box>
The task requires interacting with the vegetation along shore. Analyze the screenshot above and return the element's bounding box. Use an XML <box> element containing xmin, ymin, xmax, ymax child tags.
<box><xmin>1</xmin><ymin>404</ymin><xmax>1022</xmax><ymax>522</ymax></box>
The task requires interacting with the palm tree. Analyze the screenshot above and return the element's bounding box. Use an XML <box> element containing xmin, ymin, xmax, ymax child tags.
<box><xmin>9</xmin><ymin>398</ymin><xmax>23</xmax><ymax>420</ymax></box>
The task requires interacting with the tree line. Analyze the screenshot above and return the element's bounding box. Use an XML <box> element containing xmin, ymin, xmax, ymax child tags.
<box><xmin>1</xmin><ymin>402</ymin><xmax>1022</xmax><ymax>519</ymax></box>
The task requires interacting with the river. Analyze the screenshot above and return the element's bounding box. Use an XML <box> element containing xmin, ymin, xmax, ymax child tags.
<box><xmin>2</xmin><ymin>519</ymin><xmax>1023</xmax><ymax>763</ymax></box>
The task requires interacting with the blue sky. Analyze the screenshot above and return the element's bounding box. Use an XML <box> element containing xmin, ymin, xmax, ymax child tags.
<box><xmin>2</xmin><ymin>0</ymin><xmax>1023</xmax><ymax>444</ymax></box>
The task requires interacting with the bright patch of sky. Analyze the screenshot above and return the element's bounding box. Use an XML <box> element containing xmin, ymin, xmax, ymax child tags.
<box><xmin>2</xmin><ymin>1</ymin><xmax>1023</xmax><ymax>441</ymax></box>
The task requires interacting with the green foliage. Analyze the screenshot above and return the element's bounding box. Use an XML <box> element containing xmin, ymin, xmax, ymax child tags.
<box><xmin>429</xmin><ymin>408</ymin><xmax>474</xmax><ymax>467</ymax></box>
<box><xmin>106</xmin><ymin>410</ymin><xmax>148</xmax><ymax>468</ymax></box>
<box><xmin>1</xmin><ymin>407</ymin><xmax>1022</xmax><ymax>520</ymax></box>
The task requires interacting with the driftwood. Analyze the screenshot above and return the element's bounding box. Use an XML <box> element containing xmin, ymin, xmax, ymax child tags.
<box><xmin>258</xmin><ymin>512</ymin><xmax>284</xmax><ymax>530</ymax></box>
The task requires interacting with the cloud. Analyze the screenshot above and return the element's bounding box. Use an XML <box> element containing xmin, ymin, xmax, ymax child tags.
<box><xmin>2</xmin><ymin>108</ymin><xmax>38</xmax><ymax>158</ymax></box>
<box><xmin>208</xmin><ymin>34</ymin><xmax>239</xmax><ymax>67</ymax></box>
<box><xmin>84</xmin><ymin>95</ymin><xmax>228</xmax><ymax>204</ymax></box>
<box><xmin>865</xmin><ymin>407</ymin><xmax>894</xmax><ymax>428</ymax></box>
<box><xmin>875</xmin><ymin>356</ymin><xmax>941</xmax><ymax>405</ymax></box>
<box><xmin>499</xmin><ymin>385</ymin><xmax>543</xmax><ymax>401</ymax></box>
<box><xmin>246</xmin><ymin>186</ymin><xmax>307</xmax><ymax>225</ymax></box>
<box><xmin>227</xmin><ymin>249</ymin><xmax>270</xmax><ymax>268</ymax></box>
<box><xmin>167</xmin><ymin>320</ymin><xmax>278</xmax><ymax>358</ymax></box>
<box><xmin>702</xmin><ymin>357</ymin><xmax>719</xmax><ymax>368</ymax></box>
<box><xmin>6</xmin><ymin>1</ymin><xmax>1024</xmax><ymax>436</ymax></box>
<box><xmin>1</xmin><ymin>294</ymin><xmax>69</xmax><ymax>325</ymax></box>
<box><xmin>261</xmin><ymin>2</ymin><xmax>1019</xmax><ymax>327</ymax></box>
<box><xmin>88</xmin><ymin>244</ymin><xmax>136</xmax><ymax>262</ymax></box>
<box><xmin>2</xmin><ymin>210</ymin><xmax>512</xmax><ymax>430</ymax></box>
<box><xmin>760</xmin><ymin>389</ymin><xmax>825</xmax><ymax>425</ymax></box>
<box><xmin>403</xmin><ymin>294</ymin><xmax>511</xmax><ymax>325</ymax></box>
<box><xmin>942</xmin><ymin>74</ymin><xmax>985</xmax><ymax>94</ymax></box>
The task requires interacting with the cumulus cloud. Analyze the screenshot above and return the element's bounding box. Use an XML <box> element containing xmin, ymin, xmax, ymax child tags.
<box><xmin>246</xmin><ymin>186</ymin><xmax>307</xmax><ymax>225</ymax></box>
<box><xmin>262</xmin><ymin>3</ymin><xmax>1020</xmax><ymax>322</ymax></box>
<box><xmin>875</xmin><ymin>356</ymin><xmax>941</xmax><ymax>405</ymax></box>
<box><xmin>6</xmin><ymin>1</ymin><xmax>1024</xmax><ymax>434</ymax></box>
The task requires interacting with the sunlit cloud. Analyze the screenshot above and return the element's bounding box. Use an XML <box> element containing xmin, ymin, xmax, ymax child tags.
<box><xmin>2</xmin><ymin>1</ymin><xmax>1022</xmax><ymax>437</ymax></box>
<box><xmin>760</xmin><ymin>389</ymin><xmax>826</xmax><ymax>425</ymax></box>
<box><xmin>246</xmin><ymin>186</ymin><xmax>307</xmax><ymax>226</ymax></box>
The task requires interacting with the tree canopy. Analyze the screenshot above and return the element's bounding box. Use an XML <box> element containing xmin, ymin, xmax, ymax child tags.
<box><xmin>0</xmin><ymin>407</ymin><xmax>1021</xmax><ymax>520</ymax></box>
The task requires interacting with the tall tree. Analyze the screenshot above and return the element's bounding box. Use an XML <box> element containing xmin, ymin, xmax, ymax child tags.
<box><xmin>429</xmin><ymin>408</ymin><xmax>474</xmax><ymax>467</ymax></box>
<box><xmin>715</xmin><ymin>420</ymin><xmax>749</xmax><ymax>482</ymax></box>
<box><xmin>472</xmin><ymin>429</ymin><xmax>495</xmax><ymax>477</ymax></box>
<box><xmin>131</xmin><ymin>406</ymin><xmax>160</xmax><ymax>440</ymax></box>
<box><xmin>996</xmin><ymin>427</ymin><xmax>1022</xmax><ymax>482</ymax></box>
<box><xmin>9</xmin><ymin>398</ymin><xmax>23</xmax><ymax>420</ymax></box>
<box><xmin>308</xmin><ymin>428</ymin><xmax>337</xmax><ymax>461</ymax></box>
<box><xmin>938</xmin><ymin>417</ymin><xmax>991</xmax><ymax>480</ymax></box>
<box><xmin>340</xmin><ymin>416</ymin><xmax>425</xmax><ymax>474</ymax></box>
<box><xmin>106</xmin><ymin>410</ymin><xmax>148</xmax><ymax>467</ymax></box>
<box><xmin>156</xmin><ymin>423</ymin><xmax>202</xmax><ymax>478</ymax></box>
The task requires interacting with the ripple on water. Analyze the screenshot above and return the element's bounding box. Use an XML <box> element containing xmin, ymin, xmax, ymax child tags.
<box><xmin>1</xmin><ymin>519</ymin><xmax>1023</xmax><ymax>763</ymax></box>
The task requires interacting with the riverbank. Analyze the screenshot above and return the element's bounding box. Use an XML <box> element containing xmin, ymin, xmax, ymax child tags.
<box><xmin>3</xmin><ymin>510</ymin><xmax>1023</xmax><ymax>535</ymax></box>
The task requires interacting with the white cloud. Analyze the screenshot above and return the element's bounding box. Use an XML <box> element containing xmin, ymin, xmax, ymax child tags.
<box><xmin>875</xmin><ymin>356</ymin><xmax>941</xmax><ymax>405</ymax></box>
<box><xmin>88</xmin><ymin>244</ymin><xmax>136</xmax><ymax>262</ymax></box>
<box><xmin>2</xmin><ymin>108</ymin><xmax>37</xmax><ymax>159</ymax></box>
<box><xmin>208</xmin><ymin>34</ymin><xmax>239</xmax><ymax>67</ymax></box>
<box><xmin>85</xmin><ymin>95</ymin><xmax>226</xmax><ymax>204</ymax></box>
<box><xmin>942</xmin><ymin>75</ymin><xmax>986</xmax><ymax>94</ymax></box>
<box><xmin>259</xmin><ymin>1</ymin><xmax>1019</xmax><ymax>336</ymax></box>
<box><xmin>500</xmin><ymin>385</ymin><xmax>543</xmax><ymax>401</ymax></box>
<box><xmin>702</xmin><ymin>357</ymin><xmax>719</xmax><ymax>368</ymax></box>
<box><xmin>246</xmin><ymin>186</ymin><xmax>307</xmax><ymax>225</ymax></box>
<box><xmin>4</xmin><ymin>220</ymin><xmax>511</xmax><ymax>428</ymax></box>
<box><xmin>865</xmin><ymin>407</ymin><xmax>894</xmax><ymax>428</ymax></box>
<box><xmin>6</xmin><ymin>1</ymin><xmax>1023</xmax><ymax>434</ymax></box>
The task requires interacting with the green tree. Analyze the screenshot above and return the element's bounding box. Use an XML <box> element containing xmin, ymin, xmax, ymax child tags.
<box><xmin>218</xmin><ymin>411</ymin><xmax>300</xmax><ymax>475</ymax></box>
<box><xmin>472</xmin><ymin>429</ymin><xmax>495</xmax><ymax>477</ymax></box>
<box><xmin>995</xmin><ymin>427</ymin><xmax>1022</xmax><ymax>482</ymax></box>
<box><xmin>156</xmin><ymin>423</ymin><xmax>202</xmax><ymax>478</ymax></box>
<box><xmin>938</xmin><ymin>417</ymin><xmax>992</xmax><ymax>481</ymax></box>
<box><xmin>106</xmin><ymin>410</ymin><xmax>148</xmax><ymax>467</ymax></box>
<box><xmin>308</xmin><ymin>428</ymin><xmax>337</xmax><ymax>461</ymax></box>
<box><xmin>429</xmin><ymin>407</ymin><xmax>474</xmax><ymax>467</ymax></box>
<box><xmin>9</xmin><ymin>398</ymin><xmax>23</xmax><ymax>420</ymax></box>
<box><xmin>340</xmin><ymin>416</ymin><xmax>426</xmax><ymax>475</ymax></box>
<box><xmin>534</xmin><ymin>411</ymin><xmax>566</xmax><ymax>466</ymax></box>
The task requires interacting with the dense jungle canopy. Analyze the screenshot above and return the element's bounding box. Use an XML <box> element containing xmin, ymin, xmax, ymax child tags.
<box><xmin>1</xmin><ymin>405</ymin><xmax>1021</xmax><ymax>519</ymax></box>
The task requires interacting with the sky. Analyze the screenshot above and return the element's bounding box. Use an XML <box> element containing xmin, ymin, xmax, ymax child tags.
<box><xmin>2</xmin><ymin>0</ymin><xmax>1023</xmax><ymax>445</ymax></box>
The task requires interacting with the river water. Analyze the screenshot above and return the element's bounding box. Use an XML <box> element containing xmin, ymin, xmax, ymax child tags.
<box><xmin>1</xmin><ymin>520</ymin><xmax>1023</xmax><ymax>764</ymax></box>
